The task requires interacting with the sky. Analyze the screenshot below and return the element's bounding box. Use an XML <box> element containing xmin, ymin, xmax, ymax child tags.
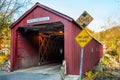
<box><xmin>26</xmin><ymin>0</ymin><xmax>120</xmax><ymax>32</ymax></box>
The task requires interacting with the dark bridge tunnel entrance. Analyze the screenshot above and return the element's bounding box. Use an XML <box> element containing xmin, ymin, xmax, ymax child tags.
<box><xmin>17</xmin><ymin>22</ymin><xmax>64</xmax><ymax>70</ymax></box>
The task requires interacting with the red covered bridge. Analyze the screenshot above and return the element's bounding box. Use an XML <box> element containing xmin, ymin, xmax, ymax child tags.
<box><xmin>9</xmin><ymin>3</ymin><xmax>103</xmax><ymax>75</ymax></box>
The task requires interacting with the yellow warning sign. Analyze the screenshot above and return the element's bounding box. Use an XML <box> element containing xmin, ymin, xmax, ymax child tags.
<box><xmin>75</xmin><ymin>29</ymin><xmax>92</xmax><ymax>48</ymax></box>
<box><xmin>77</xmin><ymin>11</ymin><xmax>93</xmax><ymax>28</ymax></box>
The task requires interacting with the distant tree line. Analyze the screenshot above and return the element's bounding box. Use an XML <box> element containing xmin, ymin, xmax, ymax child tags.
<box><xmin>93</xmin><ymin>26</ymin><xmax>120</xmax><ymax>62</ymax></box>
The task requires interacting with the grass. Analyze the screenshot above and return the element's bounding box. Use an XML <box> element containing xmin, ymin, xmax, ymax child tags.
<box><xmin>0</xmin><ymin>55</ymin><xmax>7</xmax><ymax>63</ymax></box>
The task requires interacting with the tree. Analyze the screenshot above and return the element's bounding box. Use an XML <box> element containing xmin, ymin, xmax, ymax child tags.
<box><xmin>0</xmin><ymin>0</ymin><xmax>31</xmax><ymax>52</ymax></box>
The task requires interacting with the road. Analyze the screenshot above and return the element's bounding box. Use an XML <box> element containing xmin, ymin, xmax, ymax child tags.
<box><xmin>0</xmin><ymin>63</ymin><xmax>62</xmax><ymax>80</ymax></box>
<box><xmin>0</xmin><ymin>72</ymin><xmax>61</xmax><ymax>80</ymax></box>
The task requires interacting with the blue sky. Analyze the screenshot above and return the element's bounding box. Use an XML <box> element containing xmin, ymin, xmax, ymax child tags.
<box><xmin>27</xmin><ymin>0</ymin><xmax>120</xmax><ymax>32</ymax></box>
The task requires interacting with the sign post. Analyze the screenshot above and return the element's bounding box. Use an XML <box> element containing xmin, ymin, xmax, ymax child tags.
<box><xmin>75</xmin><ymin>29</ymin><xmax>92</xmax><ymax>80</ymax></box>
<box><xmin>79</xmin><ymin>48</ymin><xmax>84</xmax><ymax>80</ymax></box>
<box><xmin>75</xmin><ymin>11</ymin><xmax>93</xmax><ymax>80</ymax></box>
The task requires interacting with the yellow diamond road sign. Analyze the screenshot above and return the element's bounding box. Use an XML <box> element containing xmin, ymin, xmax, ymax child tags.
<box><xmin>77</xmin><ymin>11</ymin><xmax>93</xmax><ymax>28</ymax></box>
<box><xmin>75</xmin><ymin>29</ymin><xmax>92</xmax><ymax>48</ymax></box>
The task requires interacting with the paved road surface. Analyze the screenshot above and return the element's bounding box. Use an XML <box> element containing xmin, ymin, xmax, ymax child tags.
<box><xmin>0</xmin><ymin>63</ymin><xmax>62</xmax><ymax>80</ymax></box>
<box><xmin>0</xmin><ymin>72</ymin><xmax>61</xmax><ymax>80</ymax></box>
<box><xmin>15</xmin><ymin>63</ymin><xmax>61</xmax><ymax>74</ymax></box>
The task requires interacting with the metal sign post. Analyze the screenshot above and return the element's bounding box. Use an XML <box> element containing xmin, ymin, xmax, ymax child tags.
<box><xmin>75</xmin><ymin>11</ymin><xmax>93</xmax><ymax>80</ymax></box>
<box><xmin>75</xmin><ymin>29</ymin><xmax>92</xmax><ymax>80</ymax></box>
<box><xmin>79</xmin><ymin>48</ymin><xmax>84</xmax><ymax>80</ymax></box>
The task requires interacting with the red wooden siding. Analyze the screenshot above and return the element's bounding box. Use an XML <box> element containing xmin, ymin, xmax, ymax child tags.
<box><xmin>82</xmin><ymin>40</ymin><xmax>103</xmax><ymax>75</ymax></box>
<box><xmin>66</xmin><ymin>22</ymin><xmax>103</xmax><ymax>75</ymax></box>
<box><xmin>15</xmin><ymin>31</ymin><xmax>38</xmax><ymax>70</ymax></box>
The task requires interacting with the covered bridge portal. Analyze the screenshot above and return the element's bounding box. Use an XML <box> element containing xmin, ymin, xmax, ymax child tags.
<box><xmin>18</xmin><ymin>22</ymin><xmax>64</xmax><ymax>66</ymax></box>
<box><xmin>9</xmin><ymin>3</ymin><xmax>103</xmax><ymax>75</ymax></box>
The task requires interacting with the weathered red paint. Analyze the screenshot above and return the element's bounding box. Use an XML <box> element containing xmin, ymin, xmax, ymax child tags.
<box><xmin>10</xmin><ymin>3</ymin><xmax>104</xmax><ymax>75</ymax></box>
